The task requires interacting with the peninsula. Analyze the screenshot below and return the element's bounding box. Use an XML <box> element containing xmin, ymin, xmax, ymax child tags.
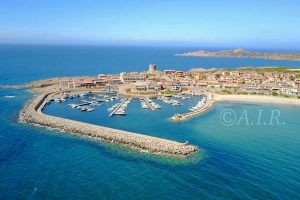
<box><xmin>176</xmin><ymin>48</ymin><xmax>300</xmax><ymax>61</ymax></box>
<box><xmin>2</xmin><ymin>64</ymin><xmax>300</xmax><ymax>156</ymax></box>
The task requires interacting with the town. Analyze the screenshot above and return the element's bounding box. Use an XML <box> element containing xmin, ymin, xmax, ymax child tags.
<box><xmin>59</xmin><ymin>64</ymin><xmax>300</xmax><ymax>97</ymax></box>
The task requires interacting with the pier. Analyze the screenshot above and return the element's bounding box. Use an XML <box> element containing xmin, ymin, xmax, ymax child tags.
<box><xmin>171</xmin><ymin>94</ymin><xmax>214</xmax><ymax>121</ymax></box>
<box><xmin>142</xmin><ymin>98</ymin><xmax>155</xmax><ymax>111</ymax></box>
<box><xmin>109</xmin><ymin>98</ymin><xmax>128</xmax><ymax>117</ymax></box>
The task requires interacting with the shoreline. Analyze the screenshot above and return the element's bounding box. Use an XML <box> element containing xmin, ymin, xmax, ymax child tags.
<box><xmin>213</xmin><ymin>94</ymin><xmax>300</xmax><ymax>106</ymax></box>
<box><xmin>171</xmin><ymin>93</ymin><xmax>300</xmax><ymax>121</ymax></box>
<box><xmin>19</xmin><ymin>91</ymin><xmax>198</xmax><ymax>157</ymax></box>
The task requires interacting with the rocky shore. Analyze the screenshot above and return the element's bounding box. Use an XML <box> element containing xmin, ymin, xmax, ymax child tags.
<box><xmin>20</xmin><ymin>92</ymin><xmax>198</xmax><ymax>157</ymax></box>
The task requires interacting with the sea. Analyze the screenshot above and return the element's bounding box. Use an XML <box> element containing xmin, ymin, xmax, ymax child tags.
<box><xmin>0</xmin><ymin>45</ymin><xmax>300</xmax><ymax>200</ymax></box>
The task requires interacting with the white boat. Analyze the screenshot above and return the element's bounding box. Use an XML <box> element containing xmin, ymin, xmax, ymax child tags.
<box><xmin>189</xmin><ymin>99</ymin><xmax>206</xmax><ymax>111</ymax></box>
<box><xmin>141</xmin><ymin>103</ymin><xmax>149</xmax><ymax>109</ymax></box>
<box><xmin>79</xmin><ymin>92</ymin><xmax>88</xmax><ymax>97</ymax></box>
<box><xmin>86</xmin><ymin>107</ymin><xmax>95</xmax><ymax>112</ymax></box>
<box><xmin>172</xmin><ymin>101</ymin><xmax>182</xmax><ymax>106</ymax></box>
<box><xmin>115</xmin><ymin>110</ymin><xmax>126</xmax><ymax>115</ymax></box>
<box><xmin>91</xmin><ymin>102</ymin><xmax>102</xmax><ymax>106</ymax></box>
<box><xmin>81</xmin><ymin>106</ymin><xmax>88</xmax><ymax>111</ymax></box>
<box><xmin>5</xmin><ymin>96</ymin><xmax>15</xmax><ymax>98</ymax></box>
<box><xmin>68</xmin><ymin>103</ymin><xmax>79</xmax><ymax>109</ymax></box>
<box><xmin>54</xmin><ymin>98</ymin><xmax>62</xmax><ymax>103</ymax></box>
<box><xmin>108</xmin><ymin>103</ymin><xmax>120</xmax><ymax>111</ymax></box>
<box><xmin>153</xmin><ymin>104</ymin><xmax>161</xmax><ymax>109</ymax></box>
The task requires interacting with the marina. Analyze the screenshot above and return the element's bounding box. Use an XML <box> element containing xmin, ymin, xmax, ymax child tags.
<box><xmin>142</xmin><ymin>98</ymin><xmax>155</xmax><ymax>111</ymax></box>
<box><xmin>46</xmin><ymin>92</ymin><xmax>211</xmax><ymax>121</ymax></box>
<box><xmin>109</xmin><ymin>98</ymin><xmax>130</xmax><ymax>117</ymax></box>
<box><xmin>20</xmin><ymin>92</ymin><xmax>198</xmax><ymax>157</ymax></box>
<box><xmin>158</xmin><ymin>96</ymin><xmax>183</xmax><ymax>106</ymax></box>
<box><xmin>52</xmin><ymin>92</ymin><xmax>121</xmax><ymax>112</ymax></box>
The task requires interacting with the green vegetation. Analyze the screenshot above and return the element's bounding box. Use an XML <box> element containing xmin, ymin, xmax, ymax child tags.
<box><xmin>137</xmin><ymin>91</ymin><xmax>156</xmax><ymax>95</ymax></box>
<box><xmin>250</xmin><ymin>92</ymin><xmax>257</xmax><ymax>95</ymax></box>
<box><xmin>272</xmin><ymin>92</ymin><xmax>278</xmax><ymax>96</ymax></box>
<box><xmin>192</xmin><ymin>67</ymin><xmax>300</xmax><ymax>76</ymax></box>
<box><xmin>238</xmin><ymin>91</ymin><xmax>249</xmax><ymax>95</ymax></box>
<box><xmin>221</xmin><ymin>89</ymin><xmax>232</xmax><ymax>94</ymax></box>
<box><xmin>283</xmin><ymin>94</ymin><xmax>290</xmax><ymax>98</ymax></box>
<box><xmin>236</xmin><ymin>67</ymin><xmax>298</xmax><ymax>73</ymax></box>
<box><xmin>161</xmin><ymin>89</ymin><xmax>178</xmax><ymax>95</ymax></box>
<box><xmin>298</xmin><ymin>96</ymin><xmax>300</xmax><ymax>99</ymax></box>
<box><xmin>210</xmin><ymin>67</ymin><xmax>300</xmax><ymax>74</ymax></box>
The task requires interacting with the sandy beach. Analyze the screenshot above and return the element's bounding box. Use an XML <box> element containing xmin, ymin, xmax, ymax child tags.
<box><xmin>213</xmin><ymin>94</ymin><xmax>300</xmax><ymax>105</ymax></box>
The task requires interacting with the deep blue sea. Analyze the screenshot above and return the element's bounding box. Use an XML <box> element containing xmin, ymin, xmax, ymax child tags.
<box><xmin>1</xmin><ymin>45</ymin><xmax>300</xmax><ymax>200</ymax></box>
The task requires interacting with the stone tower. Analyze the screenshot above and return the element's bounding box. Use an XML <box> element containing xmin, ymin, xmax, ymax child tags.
<box><xmin>148</xmin><ymin>64</ymin><xmax>156</xmax><ymax>73</ymax></box>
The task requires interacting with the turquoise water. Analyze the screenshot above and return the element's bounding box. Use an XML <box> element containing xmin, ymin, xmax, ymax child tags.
<box><xmin>1</xmin><ymin>45</ymin><xmax>300</xmax><ymax>199</ymax></box>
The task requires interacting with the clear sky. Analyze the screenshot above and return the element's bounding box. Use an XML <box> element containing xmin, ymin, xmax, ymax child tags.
<box><xmin>0</xmin><ymin>0</ymin><xmax>299</xmax><ymax>49</ymax></box>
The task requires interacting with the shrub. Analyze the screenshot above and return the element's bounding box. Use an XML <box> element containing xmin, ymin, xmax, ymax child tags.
<box><xmin>239</xmin><ymin>91</ymin><xmax>249</xmax><ymax>95</ymax></box>
<box><xmin>221</xmin><ymin>89</ymin><xmax>232</xmax><ymax>94</ymax></box>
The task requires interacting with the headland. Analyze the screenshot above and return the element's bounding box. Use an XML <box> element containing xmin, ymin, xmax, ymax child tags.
<box><xmin>176</xmin><ymin>48</ymin><xmax>300</xmax><ymax>61</ymax></box>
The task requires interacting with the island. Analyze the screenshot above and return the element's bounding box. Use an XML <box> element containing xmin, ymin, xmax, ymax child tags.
<box><xmin>176</xmin><ymin>48</ymin><xmax>300</xmax><ymax>61</ymax></box>
<box><xmin>2</xmin><ymin>64</ymin><xmax>300</xmax><ymax>157</ymax></box>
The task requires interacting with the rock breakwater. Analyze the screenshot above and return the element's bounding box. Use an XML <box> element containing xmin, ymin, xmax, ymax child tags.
<box><xmin>20</xmin><ymin>93</ymin><xmax>198</xmax><ymax>157</ymax></box>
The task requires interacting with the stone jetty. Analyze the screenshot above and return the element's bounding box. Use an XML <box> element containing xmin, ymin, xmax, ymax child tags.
<box><xmin>171</xmin><ymin>94</ymin><xmax>214</xmax><ymax>121</ymax></box>
<box><xmin>20</xmin><ymin>92</ymin><xmax>198</xmax><ymax>157</ymax></box>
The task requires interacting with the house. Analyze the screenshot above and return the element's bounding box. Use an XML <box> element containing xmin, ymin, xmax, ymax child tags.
<box><xmin>120</xmin><ymin>72</ymin><xmax>146</xmax><ymax>83</ymax></box>
<box><xmin>75</xmin><ymin>77</ymin><xmax>96</xmax><ymax>88</ymax></box>
<box><xmin>170</xmin><ymin>83</ymin><xmax>181</xmax><ymax>91</ymax></box>
<box><xmin>174</xmin><ymin>71</ymin><xmax>184</xmax><ymax>78</ymax></box>
<box><xmin>133</xmin><ymin>81</ymin><xmax>162</xmax><ymax>92</ymax></box>
<box><xmin>164</xmin><ymin>70</ymin><xmax>175</xmax><ymax>75</ymax></box>
<box><xmin>59</xmin><ymin>78</ymin><xmax>76</xmax><ymax>88</ymax></box>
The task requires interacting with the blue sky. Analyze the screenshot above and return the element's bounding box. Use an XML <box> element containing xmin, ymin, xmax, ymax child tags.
<box><xmin>0</xmin><ymin>0</ymin><xmax>299</xmax><ymax>48</ymax></box>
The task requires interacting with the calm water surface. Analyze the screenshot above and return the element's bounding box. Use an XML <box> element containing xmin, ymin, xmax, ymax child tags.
<box><xmin>0</xmin><ymin>45</ymin><xmax>300</xmax><ymax>199</ymax></box>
